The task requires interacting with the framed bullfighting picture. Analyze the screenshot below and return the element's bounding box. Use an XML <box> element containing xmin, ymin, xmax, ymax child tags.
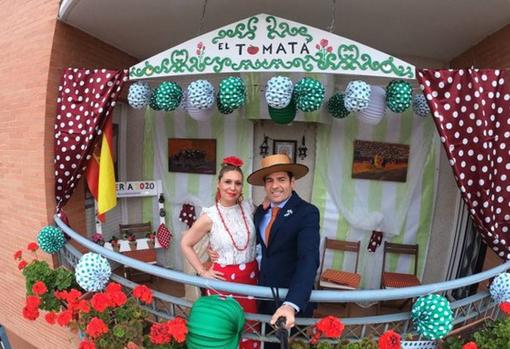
<box><xmin>168</xmin><ymin>138</ymin><xmax>216</xmax><ymax>174</ymax></box>
<box><xmin>352</xmin><ymin>140</ymin><xmax>409</xmax><ymax>182</ymax></box>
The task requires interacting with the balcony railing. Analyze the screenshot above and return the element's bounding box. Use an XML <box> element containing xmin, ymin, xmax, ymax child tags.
<box><xmin>55</xmin><ymin>216</ymin><xmax>509</xmax><ymax>347</ymax></box>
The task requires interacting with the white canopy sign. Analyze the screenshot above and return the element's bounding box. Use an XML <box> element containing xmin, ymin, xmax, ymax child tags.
<box><xmin>129</xmin><ymin>13</ymin><xmax>415</xmax><ymax>80</ymax></box>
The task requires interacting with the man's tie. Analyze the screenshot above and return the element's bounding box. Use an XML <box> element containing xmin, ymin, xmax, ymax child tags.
<box><xmin>264</xmin><ymin>207</ymin><xmax>280</xmax><ymax>246</ymax></box>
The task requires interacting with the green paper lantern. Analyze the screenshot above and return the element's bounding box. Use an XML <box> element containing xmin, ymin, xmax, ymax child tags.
<box><xmin>411</xmin><ymin>294</ymin><xmax>453</xmax><ymax>340</ymax></box>
<box><xmin>37</xmin><ymin>226</ymin><xmax>65</xmax><ymax>254</ymax></box>
<box><xmin>218</xmin><ymin>76</ymin><xmax>246</xmax><ymax>110</ymax></box>
<box><xmin>327</xmin><ymin>93</ymin><xmax>350</xmax><ymax>118</ymax></box>
<box><xmin>187</xmin><ymin>295</ymin><xmax>245</xmax><ymax>349</ymax></box>
<box><xmin>386</xmin><ymin>80</ymin><xmax>413</xmax><ymax>113</ymax></box>
<box><xmin>216</xmin><ymin>93</ymin><xmax>234</xmax><ymax>115</ymax></box>
<box><xmin>154</xmin><ymin>81</ymin><xmax>183</xmax><ymax>111</ymax></box>
<box><xmin>268</xmin><ymin>95</ymin><xmax>297</xmax><ymax>124</ymax></box>
<box><xmin>293</xmin><ymin>77</ymin><xmax>325</xmax><ymax>112</ymax></box>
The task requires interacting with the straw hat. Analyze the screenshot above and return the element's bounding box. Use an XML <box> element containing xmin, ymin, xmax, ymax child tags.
<box><xmin>247</xmin><ymin>154</ymin><xmax>309</xmax><ymax>186</ymax></box>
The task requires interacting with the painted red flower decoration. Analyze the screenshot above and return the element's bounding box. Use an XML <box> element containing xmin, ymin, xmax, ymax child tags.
<box><xmin>223</xmin><ymin>156</ymin><xmax>244</xmax><ymax>167</ymax></box>
<box><xmin>378</xmin><ymin>330</ymin><xmax>401</xmax><ymax>349</ymax></box>
<box><xmin>27</xmin><ymin>242</ymin><xmax>38</xmax><ymax>252</ymax></box>
<box><xmin>462</xmin><ymin>342</ymin><xmax>478</xmax><ymax>349</ymax></box>
<box><xmin>320</xmin><ymin>39</ymin><xmax>329</xmax><ymax>48</ymax></box>
<box><xmin>133</xmin><ymin>285</ymin><xmax>153</xmax><ymax>304</ymax></box>
<box><xmin>14</xmin><ymin>250</ymin><xmax>22</xmax><ymax>260</ymax></box>
<box><xmin>86</xmin><ymin>317</ymin><xmax>109</xmax><ymax>338</ymax></box>
<box><xmin>500</xmin><ymin>301</ymin><xmax>510</xmax><ymax>315</ymax></box>
<box><xmin>32</xmin><ymin>281</ymin><xmax>48</xmax><ymax>295</ymax></box>
<box><xmin>18</xmin><ymin>260</ymin><xmax>27</xmax><ymax>270</ymax></box>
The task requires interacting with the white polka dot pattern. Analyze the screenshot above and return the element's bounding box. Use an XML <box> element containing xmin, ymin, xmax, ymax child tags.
<box><xmin>54</xmin><ymin>68</ymin><xmax>128</xmax><ymax>213</ymax></box>
<box><xmin>489</xmin><ymin>272</ymin><xmax>510</xmax><ymax>304</ymax></box>
<box><xmin>417</xmin><ymin>69</ymin><xmax>510</xmax><ymax>260</ymax></box>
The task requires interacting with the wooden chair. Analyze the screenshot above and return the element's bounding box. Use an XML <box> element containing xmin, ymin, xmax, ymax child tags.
<box><xmin>119</xmin><ymin>222</ymin><xmax>156</xmax><ymax>283</ymax></box>
<box><xmin>380</xmin><ymin>241</ymin><xmax>421</xmax><ymax>289</ymax></box>
<box><xmin>318</xmin><ymin>238</ymin><xmax>361</xmax><ymax>290</ymax></box>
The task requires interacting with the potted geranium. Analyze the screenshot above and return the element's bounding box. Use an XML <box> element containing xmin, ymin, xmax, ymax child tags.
<box><xmin>91</xmin><ymin>233</ymin><xmax>105</xmax><ymax>247</ymax></box>
<box><xmin>125</xmin><ymin>233</ymin><xmax>137</xmax><ymax>251</ymax></box>
<box><xmin>109</xmin><ymin>236</ymin><xmax>120</xmax><ymax>252</ymax></box>
<box><xmin>146</xmin><ymin>232</ymin><xmax>156</xmax><ymax>249</ymax></box>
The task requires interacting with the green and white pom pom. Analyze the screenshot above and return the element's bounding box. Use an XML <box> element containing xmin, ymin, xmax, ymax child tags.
<box><xmin>293</xmin><ymin>77</ymin><xmax>325</xmax><ymax>112</ymax></box>
<box><xmin>386</xmin><ymin>80</ymin><xmax>413</xmax><ymax>113</ymax></box>
<box><xmin>187</xmin><ymin>80</ymin><xmax>215</xmax><ymax>110</ymax></box>
<box><xmin>37</xmin><ymin>226</ymin><xmax>65</xmax><ymax>254</ymax></box>
<box><xmin>413</xmin><ymin>94</ymin><xmax>431</xmax><ymax>117</ymax></box>
<box><xmin>75</xmin><ymin>252</ymin><xmax>111</xmax><ymax>292</ymax></box>
<box><xmin>154</xmin><ymin>81</ymin><xmax>183</xmax><ymax>111</ymax></box>
<box><xmin>344</xmin><ymin>80</ymin><xmax>371</xmax><ymax>112</ymax></box>
<box><xmin>128</xmin><ymin>81</ymin><xmax>152</xmax><ymax>110</ymax></box>
<box><xmin>327</xmin><ymin>93</ymin><xmax>350</xmax><ymax>119</ymax></box>
<box><xmin>265</xmin><ymin>76</ymin><xmax>293</xmax><ymax>109</ymax></box>
<box><xmin>216</xmin><ymin>93</ymin><xmax>234</xmax><ymax>115</ymax></box>
<box><xmin>149</xmin><ymin>86</ymin><xmax>162</xmax><ymax>111</ymax></box>
<box><xmin>218</xmin><ymin>76</ymin><xmax>246</xmax><ymax>110</ymax></box>
<box><xmin>411</xmin><ymin>294</ymin><xmax>453</xmax><ymax>340</ymax></box>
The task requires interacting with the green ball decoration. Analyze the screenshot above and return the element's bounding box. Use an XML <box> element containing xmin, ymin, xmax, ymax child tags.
<box><xmin>327</xmin><ymin>93</ymin><xmax>350</xmax><ymax>118</ymax></box>
<box><xmin>268</xmin><ymin>95</ymin><xmax>297</xmax><ymax>124</ymax></box>
<box><xmin>149</xmin><ymin>87</ymin><xmax>162</xmax><ymax>111</ymax></box>
<box><xmin>37</xmin><ymin>226</ymin><xmax>65</xmax><ymax>254</ymax></box>
<box><xmin>187</xmin><ymin>295</ymin><xmax>245</xmax><ymax>349</ymax></box>
<box><xmin>411</xmin><ymin>294</ymin><xmax>453</xmax><ymax>340</ymax></box>
<box><xmin>386</xmin><ymin>80</ymin><xmax>413</xmax><ymax>113</ymax></box>
<box><xmin>293</xmin><ymin>77</ymin><xmax>325</xmax><ymax>112</ymax></box>
<box><xmin>218</xmin><ymin>76</ymin><xmax>246</xmax><ymax>110</ymax></box>
<box><xmin>216</xmin><ymin>92</ymin><xmax>234</xmax><ymax>115</ymax></box>
<box><xmin>154</xmin><ymin>81</ymin><xmax>183</xmax><ymax>111</ymax></box>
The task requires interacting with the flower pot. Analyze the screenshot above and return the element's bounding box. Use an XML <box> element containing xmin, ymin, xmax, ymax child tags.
<box><xmin>112</xmin><ymin>243</ymin><xmax>121</xmax><ymax>252</ymax></box>
<box><xmin>147</xmin><ymin>239</ymin><xmax>155</xmax><ymax>249</ymax></box>
<box><xmin>129</xmin><ymin>241</ymin><xmax>137</xmax><ymax>251</ymax></box>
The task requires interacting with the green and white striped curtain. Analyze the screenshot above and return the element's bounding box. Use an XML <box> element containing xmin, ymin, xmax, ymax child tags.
<box><xmin>142</xmin><ymin>107</ymin><xmax>254</xmax><ymax>270</ymax></box>
<box><xmin>311</xmin><ymin>110</ymin><xmax>439</xmax><ymax>289</ymax></box>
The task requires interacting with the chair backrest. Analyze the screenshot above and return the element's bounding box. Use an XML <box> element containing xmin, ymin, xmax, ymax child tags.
<box><xmin>319</xmin><ymin>238</ymin><xmax>361</xmax><ymax>276</ymax></box>
<box><xmin>119</xmin><ymin>222</ymin><xmax>152</xmax><ymax>239</ymax></box>
<box><xmin>381</xmin><ymin>241</ymin><xmax>419</xmax><ymax>276</ymax></box>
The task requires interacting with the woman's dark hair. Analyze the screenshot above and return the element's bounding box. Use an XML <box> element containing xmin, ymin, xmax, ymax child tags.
<box><xmin>218</xmin><ymin>164</ymin><xmax>243</xmax><ymax>181</ymax></box>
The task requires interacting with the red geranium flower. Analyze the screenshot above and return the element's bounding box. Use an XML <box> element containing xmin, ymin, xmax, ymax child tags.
<box><xmin>105</xmin><ymin>282</ymin><xmax>122</xmax><ymax>294</ymax></box>
<box><xmin>18</xmin><ymin>260</ymin><xmax>28</xmax><ymax>270</ymax></box>
<box><xmin>167</xmin><ymin>317</ymin><xmax>188</xmax><ymax>343</ymax></box>
<box><xmin>79</xmin><ymin>339</ymin><xmax>96</xmax><ymax>349</ymax></box>
<box><xmin>149</xmin><ymin>322</ymin><xmax>172</xmax><ymax>345</ymax></box>
<box><xmin>222</xmin><ymin>156</ymin><xmax>244</xmax><ymax>168</ymax></box>
<box><xmin>14</xmin><ymin>250</ymin><xmax>22</xmax><ymax>260</ymax></box>
<box><xmin>109</xmin><ymin>291</ymin><xmax>127</xmax><ymax>307</ymax></box>
<box><xmin>22</xmin><ymin>306</ymin><xmax>39</xmax><ymax>320</ymax></box>
<box><xmin>378</xmin><ymin>330</ymin><xmax>401</xmax><ymax>349</ymax></box>
<box><xmin>25</xmin><ymin>295</ymin><xmax>41</xmax><ymax>309</ymax></box>
<box><xmin>27</xmin><ymin>242</ymin><xmax>38</xmax><ymax>252</ymax></box>
<box><xmin>500</xmin><ymin>301</ymin><xmax>510</xmax><ymax>315</ymax></box>
<box><xmin>32</xmin><ymin>281</ymin><xmax>48</xmax><ymax>295</ymax></box>
<box><xmin>66</xmin><ymin>288</ymin><xmax>82</xmax><ymax>302</ymax></box>
<box><xmin>85</xmin><ymin>317</ymin><xmax>109</xmax><ymax>338</ymax></box>
<box><xmin>45</xmin><ymin>311</ymin><xmax>57</xmax><ymax>325</ymax></box>
<box><xmin>133</xmin><ymin>285</ymin><xmax>153</xmax><ymax>304</ymax></box>
<box><xmin>91</xmin><ymin>293</ymin><xmax>110</xmax><ymax>312</ymax></box>
<box><xmin>315</xmin><ymin>316</ymin><xmax>344</xmax><ymax>338</ymax></box>
<box><xmin>462</xmin><ymin>342</ymin><xmax>478</xmax><ymax>349</ymax></box>
<box><xmin>57</xmin><ymin>310</ymin><xmax>73</xmax><ymax>327</ymax></box>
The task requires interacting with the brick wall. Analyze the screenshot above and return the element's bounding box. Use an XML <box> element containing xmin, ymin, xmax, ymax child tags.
<box><xmin>451</xmin><ymin>23</ymin><xmax>510</xmax><ymax>68</ymax></box>
<box><xmin>0</xmin><ymin>1</ymin><xmax>136</xmax><ymax>347</ymax></box>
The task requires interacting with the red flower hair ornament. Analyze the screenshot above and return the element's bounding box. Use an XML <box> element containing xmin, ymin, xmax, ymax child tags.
<box><xmin>223</xmin><ymin>156</ymin><xmax>244</xmax><ymax>167</ymax></box>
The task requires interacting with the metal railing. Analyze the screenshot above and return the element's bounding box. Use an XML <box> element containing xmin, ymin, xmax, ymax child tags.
<box><xmin>55</xmin><ymin>216</ymin><xmax>508</xmax><ymax>345</ymax></box>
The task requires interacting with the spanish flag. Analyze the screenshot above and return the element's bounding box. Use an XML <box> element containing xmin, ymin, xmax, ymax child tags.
<box><xmin>85</xmin><ymin>116</ymin><xmax>116</xmax><ymax>220</ymax></box>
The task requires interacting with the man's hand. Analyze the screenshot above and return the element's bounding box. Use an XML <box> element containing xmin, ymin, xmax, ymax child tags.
<box><xmin>271</xmin><ymin>304</ymin><xmax>296</xmax><ymax>329</ymax></box>
<box><xmin>207</xmin><ymin>244</ymin><xmax>219</xmax><ymax>262</ymax></box>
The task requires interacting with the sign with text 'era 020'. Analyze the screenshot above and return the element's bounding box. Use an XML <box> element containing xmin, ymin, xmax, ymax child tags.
<box><xmin>129</xmin><ymin>14</ymin><xmax>415</xmax><ymax>80</ymax></box>
<box><xmin>116</xmin><ymin>181</ymin><xmax>158</xmax><ymax>198</ymax></box>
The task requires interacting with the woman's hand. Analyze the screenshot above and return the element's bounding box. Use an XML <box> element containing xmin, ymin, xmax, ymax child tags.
<box><xmin>199</xmin><ymin>268</ymin><xmax>226</xmax><ymax>280</ymax></box>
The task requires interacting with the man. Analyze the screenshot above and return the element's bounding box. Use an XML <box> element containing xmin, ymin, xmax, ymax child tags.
<box><xmin>246</xmin><ymin>154</ymin><xmax>320</xmax><ymax>345</ymax></box>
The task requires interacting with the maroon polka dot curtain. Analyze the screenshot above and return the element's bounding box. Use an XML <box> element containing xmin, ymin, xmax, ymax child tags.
<box><xmin>417</xmin><ymin>68</ymin><xmax>510</xmax><ymax>260</ymax></box>
<box><xmin>54</xmin><ymin>68</ymin><xmax>128</xmax><ymax>217</ymax></box>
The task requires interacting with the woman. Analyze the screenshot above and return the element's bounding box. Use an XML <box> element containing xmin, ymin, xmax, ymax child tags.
<box><xmin>181</xmin><ymin>156</ymin><xmax>260</xmax><ymax>349</ymax></box>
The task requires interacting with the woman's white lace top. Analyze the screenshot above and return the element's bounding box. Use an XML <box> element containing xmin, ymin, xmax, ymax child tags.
<box><xmin>202</xmin><ymin>200</ymin><xmax>256</xmax><ymax>265</ymax></box>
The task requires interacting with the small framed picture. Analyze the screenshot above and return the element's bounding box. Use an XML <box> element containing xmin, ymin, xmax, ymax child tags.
<box><xmin>273</xmin><ymin>140</ymin><xmax>297</xmax><ymax>163</ymax></box>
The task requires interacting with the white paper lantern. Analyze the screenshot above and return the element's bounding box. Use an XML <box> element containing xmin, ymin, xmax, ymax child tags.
<box><xmin>357</xmin><ymin>86</ymin><xmax>386</xmax><ymax>125</ymax></box>
<box><xmin>128</xmin><ymin>81</ymin><xmax>152</xmax><ymax>110</ymax></box>
<box><xmin>187</xmin><ymin>80</ymin><xmax>215</xmax><ymax>110</ymax></box>
<box><xmin>265</xmin><ymin>76</ymin><xmax>293</xmax><ymax>109</ymax></box>
<box><xmin>344</xmin><ymin>80</ymin><xmax>371</xmax><ymax>112</ymax></box>
<box><xmin>186</xmin><ymin>101</ymin><xmax>215</xmax><ymax>122</ymax></box>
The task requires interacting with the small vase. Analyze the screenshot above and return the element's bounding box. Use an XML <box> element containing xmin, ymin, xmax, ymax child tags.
<box><xmin>129</xmin><ymin>240</ymin><xmax>137</xmax><ymax>251</ymax></box>
<box><xmin>112</xmin><ymin>242</ymin><xmax>120</xmax><ymax>252</ymax></box>
<box><xmin>147</xmin><ymin>239</ymin><xmax>155</xmax><ymax>249</ymax></box>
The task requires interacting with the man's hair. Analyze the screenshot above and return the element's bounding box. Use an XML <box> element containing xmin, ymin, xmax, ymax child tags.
<box><xmin>263</xmin><ymin>171</ymin><xmax>294</xmax><ymax>183</ymax></box>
